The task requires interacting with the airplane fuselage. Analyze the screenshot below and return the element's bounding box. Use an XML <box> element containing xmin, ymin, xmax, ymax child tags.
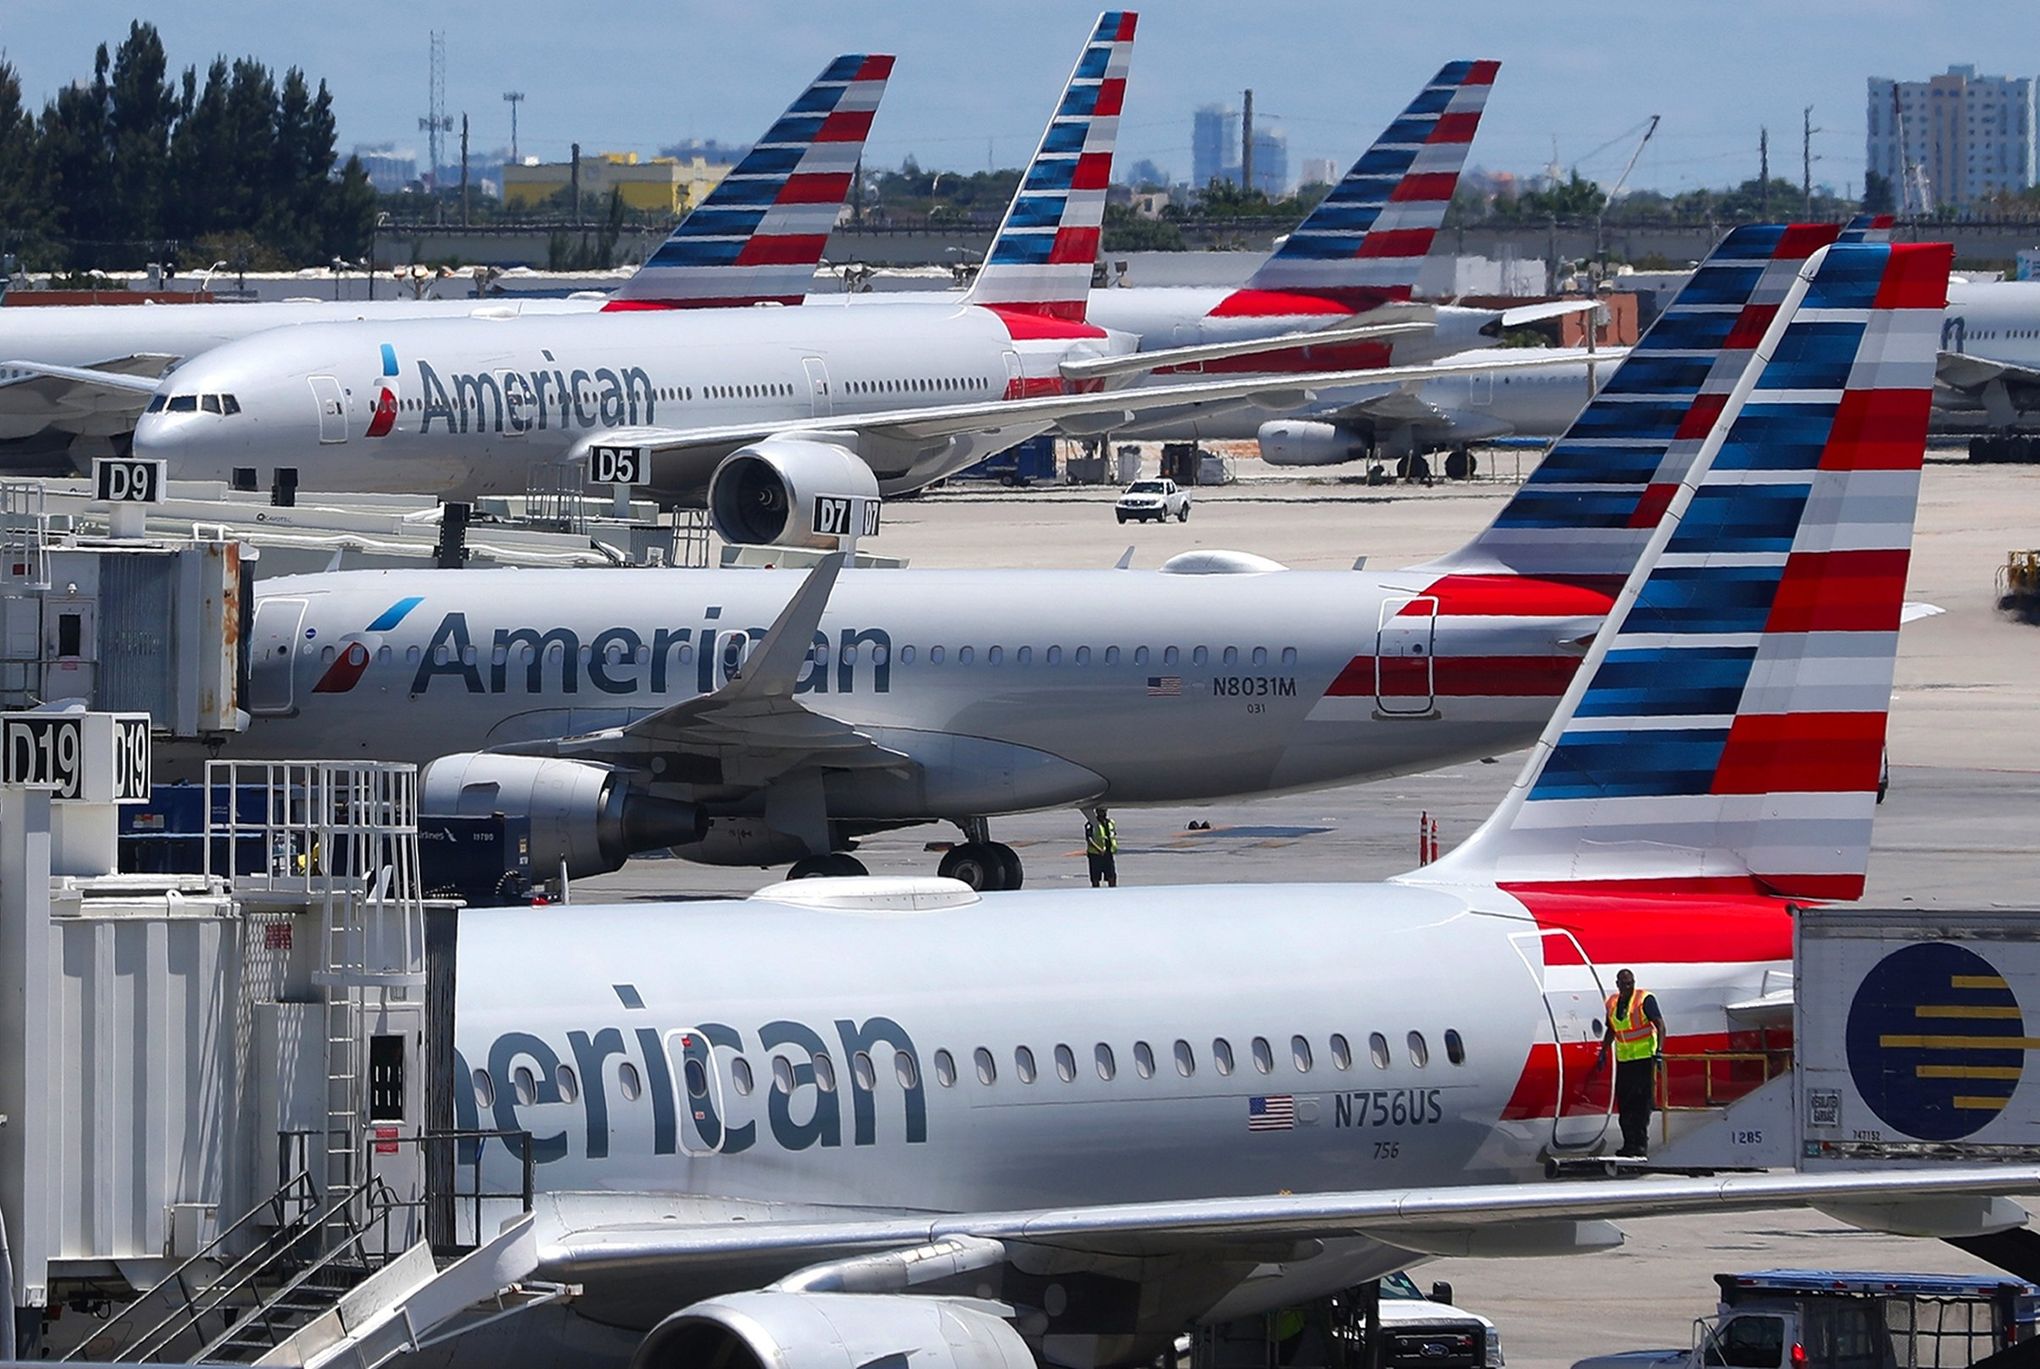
<box><xmin>227</xmin><ymin>564</ymin><xmax>1606</xmax><ymax>842</ymax></box>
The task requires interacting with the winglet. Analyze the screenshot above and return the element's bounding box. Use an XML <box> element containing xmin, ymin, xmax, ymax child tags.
<box><xmin>722</xmin><ymin>553</ymin><xmax>847</xmax><ymax>703</ymax></box>
<box><xmin>604</xmin><ymin>56</ymin><xmax>894</xmax><ymax>311</ymax></box>
<box><xmin>962</xmin><ymin>12</ymin><xmax>1135</xmax><ymax>323</ymax></box>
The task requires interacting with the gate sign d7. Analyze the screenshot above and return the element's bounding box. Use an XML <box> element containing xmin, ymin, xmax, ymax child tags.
<box><xmin>1</xmin><ymin>712</ymin><xmax>152</xmax><ymax>802</ymax></box>
<box><xmin>812</xmin><ymin>495</ymin><xmax>880</xmax><ymax>540</ymax></box>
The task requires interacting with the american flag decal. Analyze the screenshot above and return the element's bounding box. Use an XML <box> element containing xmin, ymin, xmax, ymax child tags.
<box><xmin>1146</xmin><ymin>675</ymin><xmax>1182</xmax><ymax>697</ymax></box>
<box><xmin>1248</xmin><ymin>1095</ymin><xmax>1295</xmax><ymax>1131</ymax></box>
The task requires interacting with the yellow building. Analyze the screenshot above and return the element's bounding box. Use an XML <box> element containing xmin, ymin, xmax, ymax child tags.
<box><xmin>501</xmin><ymin>151</ymin><xmax>733</xmax><ymax>214</ymax></box>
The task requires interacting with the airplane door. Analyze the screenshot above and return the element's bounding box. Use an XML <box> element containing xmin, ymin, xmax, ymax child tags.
<box><xmin>309</xmin><ymin>375</ymin><xmax>348</xmax><ymax>443</ymax></box>
<box><xmin>802</xmin><ymin>357</ymin><xmax>833</xmax><ymax>418</ymax></box>
<box><xmin>1374</xmin><ymin>595</ymin><xmax>1437</xmax><ymax>716</ymax></box>
<box><xmin>1468</xmin><ymin>370</ymin><xmax>1493</xmax><ymax>407</ymax></box>
<box><xmin>247</xmin><ymin>597</ymin><xmax>307</xmax><ymax>714</ymax></box>
<box><xmin>669</xmin><ymin>1028</ymin><xmax>729</xmax><ymax>1156</ymax></box>
<box><xmin>1002</xmin><ymin>350</ymin><xmax>1023</xmax><ymax>399</ymax></box>
<box><xmin>1508</xmin><ymin>929</ymin><xmax>1614</xmax><ymax>1153</ymax></box>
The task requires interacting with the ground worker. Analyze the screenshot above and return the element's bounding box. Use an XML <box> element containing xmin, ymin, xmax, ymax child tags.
<box><xmin>1590</xmin><ymin>967</ymin><xmax>1665</xmax><ymax>1157</ymax></box>
<box><xmin>1084</xmin><ymin>807</ymin><xmax>1119</xmax><ymax>888</ymax></box>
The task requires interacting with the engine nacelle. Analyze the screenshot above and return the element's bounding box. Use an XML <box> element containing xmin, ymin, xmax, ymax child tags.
<box><xmin>632</xmin><ymin>1292</ymin><xmax>1033</xmax><ymax>1369</ymax></box>
<box><xmin>1257</xmin><ymin>419</ymin><xmax>1368</xmax><ymax>467</ymax></box>
<box><xmin>709</xmin><ymin>437</ymin><xmax>880</xmax><ymax>548</ymax></box>
<box><xmin>419</xmin><ymin>753</ymin><xmax>703</xmax><ymax>878</ymax></box>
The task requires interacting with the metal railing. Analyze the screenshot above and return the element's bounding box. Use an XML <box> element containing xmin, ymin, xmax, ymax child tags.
<box><xmin>369</xmin><ymin>1129</ymin><xmax>536</xmax><ymax>1257</ymax></box>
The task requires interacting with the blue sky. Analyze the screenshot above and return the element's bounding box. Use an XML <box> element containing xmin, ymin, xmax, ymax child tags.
<box><xmin>4</xmin><ymin>2</ymin><xmax>2032</xmax><ymax>195</ymax></box>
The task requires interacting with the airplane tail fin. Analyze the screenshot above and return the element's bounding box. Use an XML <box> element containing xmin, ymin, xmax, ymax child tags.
<box><xmin>1228</xmin><ymin>61</ymin><xmax>1497</xmax><ymax>311</ymax></box>
<box><xmin>1840</xmin><ymin>213</ymin><xmax>1896</xmax><ymax>242</ymax></box>
<box><xmin>961</xmin><ymin>11</ymin><xmax>1134</xmax><ymax>323</ymax></box>
<box><xmin>603</xmin><ymin>55</ymin><xmax>893</xmax><ymax>311</ymax></box>
<box><xmin>1408</xmin><ymin>240</ymin><xmax>1951</xmax><ymax>901</ymax></box>
<box><xmin>1416</xmin><ymin>223</ymin><xmax>1843</xmax><ymax>587</ymax></box>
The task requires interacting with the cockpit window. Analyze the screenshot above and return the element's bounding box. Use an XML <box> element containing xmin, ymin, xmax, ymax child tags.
<box><xmin>221</xmin><ymin>394</ymin><xmax>241</xmax><ymax>415</ymax></box>
<box><xmin>145</xmin><ymin>394</ymin><xmax>168</xmax><ymax>413</ymax></box>
<box><xmin>201</xmin><ymin>394</ymin><xmax>222</xmax><ymax>414</ymax></box>
<box><xmin>166</xmin><ymin>394</ymin><xmax>198</xmax><ymax>412</ymax></box>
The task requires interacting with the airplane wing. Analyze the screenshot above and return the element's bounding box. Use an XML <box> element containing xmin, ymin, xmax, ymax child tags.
<box><xmin>539</xmin><ymin>1164</ymin><xmax>2040</xmax><ymax>1275</ymax></box>
<box><xmin>491</xmin><ymin>553</ymin><xmax>913</xmax><ymax>790</ymax></box>
<box><xmin>1937</xmin><ymin>350</ymin><xmax>2040</xmax><ymax>395</ymax></box>
<box><xmin>1496</xmin><ymin>299</ymin><xmax>1605</xmax><ymax>329</ymax></box>
<box><xmin>0</xmin><ymin>356</ymin><xmax>173</xmax><ymax>401</ymax></box>
<box><xmin>1058</xmin><ymin>308</ymin><xmax>1437</xmax><ymax>385</ymax></box>
<box><xmin>567</xmin><ymin>353</ymin><xmax>1590</xmax><ymax>499</ymax></box>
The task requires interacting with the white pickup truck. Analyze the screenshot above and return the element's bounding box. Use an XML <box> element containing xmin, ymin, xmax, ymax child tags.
<box><xmin>1115</xmin><ymin>478</ymin><xmax>1190</xmax><ymax>523</ymax></box>
<box><xmin>1573</xmin><ymin>1269</ymin><xmax>2039</xmax><ymax>1369</ymax></box>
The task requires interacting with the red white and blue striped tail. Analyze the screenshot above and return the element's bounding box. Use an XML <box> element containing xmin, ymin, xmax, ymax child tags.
<box><xmin>1229</xmin><ymin>60</ymin><xmax>1497</xmax><ymax>312</ymax></box>
<box><xmin>962</xmin><ymin>11</ymin><xmax>1134</xmax><ymax>323</ymax></box>
<box><xmin>1417</xmin><ymin>223</ymin><xmax>1843</xmax><ymax>588</ymax></box>
<box><xmin>1406</xmin><ymin>240</ymin><xmax>1950</xmax><ymax>903</ymax></box>
<box><xmin>603</xmin><ymin>55</ymin><xmax>893</xmax><ymax>311</ymax></box>
<box><xmin>1840</xmin><ymin>213</ymin><xmax>1896</xmax><ymax>242</ymax></box>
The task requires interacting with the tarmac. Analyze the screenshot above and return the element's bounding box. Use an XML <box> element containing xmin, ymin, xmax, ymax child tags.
<box><xmin>574</xmin><ymin>447</ymin><xmax>2040</xmax><ymax>1368</ymax></box>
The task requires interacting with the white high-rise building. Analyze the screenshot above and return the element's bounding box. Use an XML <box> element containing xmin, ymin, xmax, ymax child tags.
<box><xmin>1867</xmin><ymin>65</ymin><xmax>2035</xmax><ymax>211</ymax></box>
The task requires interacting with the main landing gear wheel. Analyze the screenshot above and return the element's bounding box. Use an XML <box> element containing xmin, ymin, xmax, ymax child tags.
<box><xmin>788</xmin><ymin>853</ymin><xmax>868</xmax><ymax>879</ymax></box>
<box><xmin>939</xmin><ymin>841</ymin><xmax>1022</xmax><ymax>891</ymax></box>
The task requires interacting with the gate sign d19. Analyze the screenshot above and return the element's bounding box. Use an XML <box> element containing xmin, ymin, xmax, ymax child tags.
<box><xmin>1</xmin><ymin>712</ymin><xmax>151</xmax><ymax>802</ymax></box>
<box><xmin>812</xmin><ymin>495</ymin><xmax>880</xmax><ymax>540</ymax></box>
<box><xmin>93</xmin><ymin>457</ymin><xmax>166</xmax><ymax>504</ymax></box>
<box><xmin>588</xmin><ymin>445</ymin><xmax>649</xmax><ymax>486</ymax></box>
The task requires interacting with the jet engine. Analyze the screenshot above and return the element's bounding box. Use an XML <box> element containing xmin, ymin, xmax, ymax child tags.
<box><xmin>708</xmin><ymin>437</ymin><xmax>880</xmax><ymax>548</ymax></box>
<box><xmin>631</xmin><ymin>1292</ymin><xmax>1033</xmax><ymax>1369</ymax></box>
<box><xmin>1257</xmin><ymin>419</ymin><xmax>1369</xmax><ymax>467</ymax></box>
<box><xmin>419</xmin><ymin>753</ymin><xmax>703</xmax><ymax>878</ymax></box>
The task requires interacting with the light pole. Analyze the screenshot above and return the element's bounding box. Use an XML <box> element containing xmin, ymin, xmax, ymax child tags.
<box><xmin>503</xmin><ymin>91</ymin><xmax>525</xmax><ymax>163</ymax></box>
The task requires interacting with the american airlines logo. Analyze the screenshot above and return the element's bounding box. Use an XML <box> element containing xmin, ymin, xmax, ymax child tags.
<box><xmin>412</xmin><ymin>359</ymin><xmax>658</xmax><ymax>436</ymax></box>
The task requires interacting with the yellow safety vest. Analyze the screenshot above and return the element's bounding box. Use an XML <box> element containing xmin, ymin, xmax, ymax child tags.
<box><xmin>1606</xmin><ymin>990</ymin><xmax>1658</xmax><ymax>1062</ymax></box>
<box><xmin>1087</xmin><ymin>818</ymin><xmax>1117</xmax><ymax>855</ymax></box>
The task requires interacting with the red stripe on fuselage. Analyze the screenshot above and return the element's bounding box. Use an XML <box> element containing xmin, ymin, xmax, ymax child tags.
<box><xmin>1501</xmin><ymin>1029</ymin><xmax>1789</xmax><ymax>1120</ymax></box>
<box><xmin>1153</xmin><ymin>339</ymin><xmax>1393</xmax><ymax>377</ymax></box>
<box><xmin>1506</xmin><ymin>885</ymin><xmax>1796</xmax><ymax>963</ymax></box>
<box><xmin>982</xmin><ymin>306</ymin><xmax>1106</xmax><ymax>338</ymax></box>
<box><xmin>1395</xmin><ymin>574</ymin><xmax>1617</xmax><ymax>618</ymax></box>
<box><xmin>600</xmin><ymin>295</ymin><xmax>802</xmax><ymax>311</ymax></box>
<box><xmin>1324</xmin><ymin>654</ymin><xmax>1581</xmax><ymax>700</ymax></box>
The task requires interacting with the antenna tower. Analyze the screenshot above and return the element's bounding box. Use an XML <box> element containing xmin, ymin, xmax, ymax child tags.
<box><xmin>418</xmin><ymin>32</ymin><xmax>452</xmax><ymax>188</ymax></box>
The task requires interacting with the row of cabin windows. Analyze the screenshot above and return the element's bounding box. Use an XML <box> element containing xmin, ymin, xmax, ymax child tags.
<box><xmin>381</xmin><ymin>382</ymin><xmax>791</xmax><ymax>415</ymax></box>
<box><xmin>848</xmin><ymin>377</ymin><xmax>986</xmax><ymax>397</ymax></box>
<box><xmin>473</xmin><ymin>1029</ymin><xmax>1468</xmax><ymax>1108</ymax></box>
<box><xmin>337</xmin><ymin>639</ymin><xmax>1303</xmax><ymax>671</ymax></box>
<box><xmin>146</xmin><ymin>392</ymin><xmax>241</xmax><ymax>415</ymax></box>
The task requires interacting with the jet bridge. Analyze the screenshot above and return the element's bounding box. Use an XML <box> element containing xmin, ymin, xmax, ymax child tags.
<box><xmin>0</xmin><ymin>720</ymin><xmax>558</xmax><ymax>1364</ymax></box>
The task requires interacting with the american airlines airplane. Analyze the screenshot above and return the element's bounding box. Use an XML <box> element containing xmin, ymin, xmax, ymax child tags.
<box><xmin>1934</xmin><ymin>278</ymin><xmax>2040</xmax><ymax>445</ymax></box>
<box><xmin>0</xmin><ymin>55</ymin><xmax>897</xmax><ymax>469</ymax></box>
<box><xmin>207</xmin><ymin>222</ymin><xmax>1851</xmax><ymax>888</ymax></box>
<box><xmin>414</xmin><ymin>238</ymin><xmax>2007</xmax><ymax>1369</ymax></box>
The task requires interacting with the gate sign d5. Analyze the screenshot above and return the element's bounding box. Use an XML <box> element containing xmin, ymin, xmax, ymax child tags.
<box><xmin>588</xmin><ymin>445</ymin><xmax>649</xmax><ymax>486</ymax></box>
<box><xmin>1</xmin><ymin>712</ymin><xmax>151</xmax><ymax>802</ymax></box>
<box><xmin>92</xmin><ymin>457</ymin><xmax>166</xmax><ymax>504</ymax></box>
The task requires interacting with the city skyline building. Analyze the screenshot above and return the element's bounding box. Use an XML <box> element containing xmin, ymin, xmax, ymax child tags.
<box><xmin>1867</xmin><ymin>64</ymin><xmax>2035</xmax><ymax>211</ymax></box>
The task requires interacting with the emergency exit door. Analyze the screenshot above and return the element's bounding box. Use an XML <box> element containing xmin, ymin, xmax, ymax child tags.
<box><xmin>1508</xmin><ymin>929</ymin><xmax>1614</xmax><ymax>1153</ymax></box>
<box><xmin>309</xmin><ymin>375</ymin><xmax>348</xmax><ymax>443</ymax></box>
<box><xmin>803</xmin><ymin>357</ymin><xmax>833</xmax><ymax>417</ymax></box>
<box><xmin>1374</xmin><ymin>595</ymin><xmax>1438</xmax><ymax>716</ymax></box>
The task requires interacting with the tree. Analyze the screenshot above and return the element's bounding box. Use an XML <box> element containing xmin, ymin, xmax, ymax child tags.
<box><xmin>36</xmin><ymin>65</ymin><xmax>112</xmax><ymax>266</ymax></box>
<box><xmin>104</xmin><ymin>22</ymin><xmax>176</xmax><ymax>251</ymax></box>
<box><xmin>1863</xmin><ymin>170</ymin><xmax>1895</xmax><ymax>214</ymax></box>
<box><xmin>0</xmin><ymin>60</ymin><xmax>56</xmax><ymax>266</ymax></box>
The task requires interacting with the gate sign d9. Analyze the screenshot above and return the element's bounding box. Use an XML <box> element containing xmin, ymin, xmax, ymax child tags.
<box><xmin>1</xmin><ymin>712</ymin><xmax>152</xmax><ymax>802</ymax></box>
<box><xmin>93</xmin><ymin>457</ymin><xmax>166</xmax><ymax>503</ymax></box>
<box><xmin>812</xmin><ymin>495</ymin><xmax>880</xmax><ymax>540</ymax></box>
<box><xmin>588</xmin><ymin>445</ymin><xmax>648</xmax><ymax>486</ymax></box>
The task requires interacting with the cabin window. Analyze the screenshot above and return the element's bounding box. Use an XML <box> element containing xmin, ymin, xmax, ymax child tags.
<box><xmin>1163</xmin><ymin>646</ymin><xmax>1180</xmax><ymax>665</ymax></box>
<box><xmin>1222</xmin><ymin>646</ymin><xmax>1238</xmax><ymax>666</ymax></box>
<box><xmin>471</xmin><ymin>1068</ymin><xmax>495</xmax><ymax>1108</ymax></box>
<box><xmin>1192</xmin><ymin>646</ymin><xmax>1209</xmax><ymax>666</ymax></box>
<box><xmin>1104</xmin><ymin>646</ymin><xmax>1120</xmax><ymax>665</ymax></box>
<box><xmin>1212</xmin><ymin>1038</ymin><xmax>1235</xmax><ymax>1075</ymax></box>
<box><xmin>958</xmin><ymin>646</ymin><xmax>974</xmax><ymax>665</ymax></box>
<box><xmin>1073</xmin><ymin>646</ymin><xmax>1089</xmax><ymax>665</ymax></box>
<box><xmin>934</xmin><ymin>1049</ymin><xmax>957</xmax><ymax>1087</ymax></box>
<box><xmin>895</xmin><ymin>1050</ymin><xmax>919</xmax><ymax>1089</ymax></box>
<box><xmin>813</xmin><ymin>1051</ymin><xmax>838</xmax><ymax>1092</ymax></box>
<box><xmin>974</xmin><ymin>1047</ymin><xmax>997</xmax><ymax>1085</ymax></box>
<box><xmin>1132</xmin><ymin>646</ymin><xmax>1148</xmax><ymax>665</ymax></box>
<box><xmin>731</xmin><ymin>1058</ymin><xmax>754</xmax><ymax>1096</ymax></box>
<box><xmin>1250</xmin><ymin>1036</ymin><xmax>1274</xmax><ymax>1074</ymax></box>
<box><xmin>1014</xmin><ymin>1045</ymin><xmax>1037</xmax><ymax>1084</ymax></box>
<box><xmin>618</xmin><ymin>1062</ymin><xmax>643</xmax><ymax>1101</ymax></box>
<box><xmin>1173</xmin><ymin>1040</ymin><xmax>1196</xmax><ymax>1077</ymax></box>
<box><xmin>1046</xmin><ymin>646</ymin><xmax>1061</xmax><ymax>665</ymax></box>
<box><xmin>555</xmin><ymin>1064</ymin><xmax>580</xmax><ymax>1103</ymax></box>
<box><xmin>1133</xmin><ymin>1041</ymin><xmax>1156</xmax><ymax>1079</ymax></box>
<box><xmin>773</xmin><ymin>1056</ymin><xmax>795</xmax><ymax>1093</ymax></box>
<box><xmin>1281</xmin><ymin>647</ymin><xmax>1298</xmax><ymax>667</ymax></box>
<box><xmin>1292</xmin><ymin>1035</ymin><xmax>1314</xmax><ymax>1072</ymax></box>
<box><xmin>1407</xmin><ymin>1032</ymin><xmax>1430</xmax><ymax>1068</ymax></box>
<box><xmin>1016</xmin><ymin>646</ymin><xmax>1031</xmax><ymax>665</ymax></box>
<box><xmin>898</xmin><ymin>645</ymin><xmax>914</xmax><ymax>664</ymax></box>
<box><xmin>1330</xmin><ymin>1033</ymin><xmax>1353</xmax><ymax>1070</ymax></box>
<box><xmin>1054</xmin><ymin>1044</ymin><xmax>1076</xmax><ymax>1082</ymax></box>
<box><xmin>1252</xmin><ymin>646</ymin><xmax>1268</xmax><ymax>667</ymax></box>
<box><xmin>852</xmin><ymin>1051</ymin><xmax>876</xmax><ymax>1092</ymax></box>
<box><xmin>684</xmin><ymin>1056</ymin><xmax>709</xmax><ymax>1099</ymax></box>
<box><xmin>1445</xmin><ymin>1030</ymin><xmax>1466</xmax><ymax>1065</ymax></box>
<box><xmin>1369</xmin><ymin>1033</ymin><xmax>1391</xmax><ymax>1069</ymax></box>
<box><xmin>929</xmin><ymin>646</ymin><xmax>945</xmax><ymax>664</ymax></box>
<box><xmin>987</xmin><ymin>646</ymin><xmax>1003</xmax><ymax>666</ymax></box>
<box><xmin>1095</xmin><ymin>1043</ymin><xmax>1116</xmax><ymax>1080</ymax></box>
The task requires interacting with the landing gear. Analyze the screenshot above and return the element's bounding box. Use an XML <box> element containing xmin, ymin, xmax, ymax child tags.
<box><xmin>938</xmin><ymin>841</ymin><xmax>1023</xmax><ymax>891</ymax></box>
<box><xmin>1443</xmin><ymin>446</ymin><xmax>1477</xmax><ymax>480</ymax></box>
<box><xmin>787</xmin><ymin>852</ymin><xmax>868</xmax><ymax>879</ymax></box>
